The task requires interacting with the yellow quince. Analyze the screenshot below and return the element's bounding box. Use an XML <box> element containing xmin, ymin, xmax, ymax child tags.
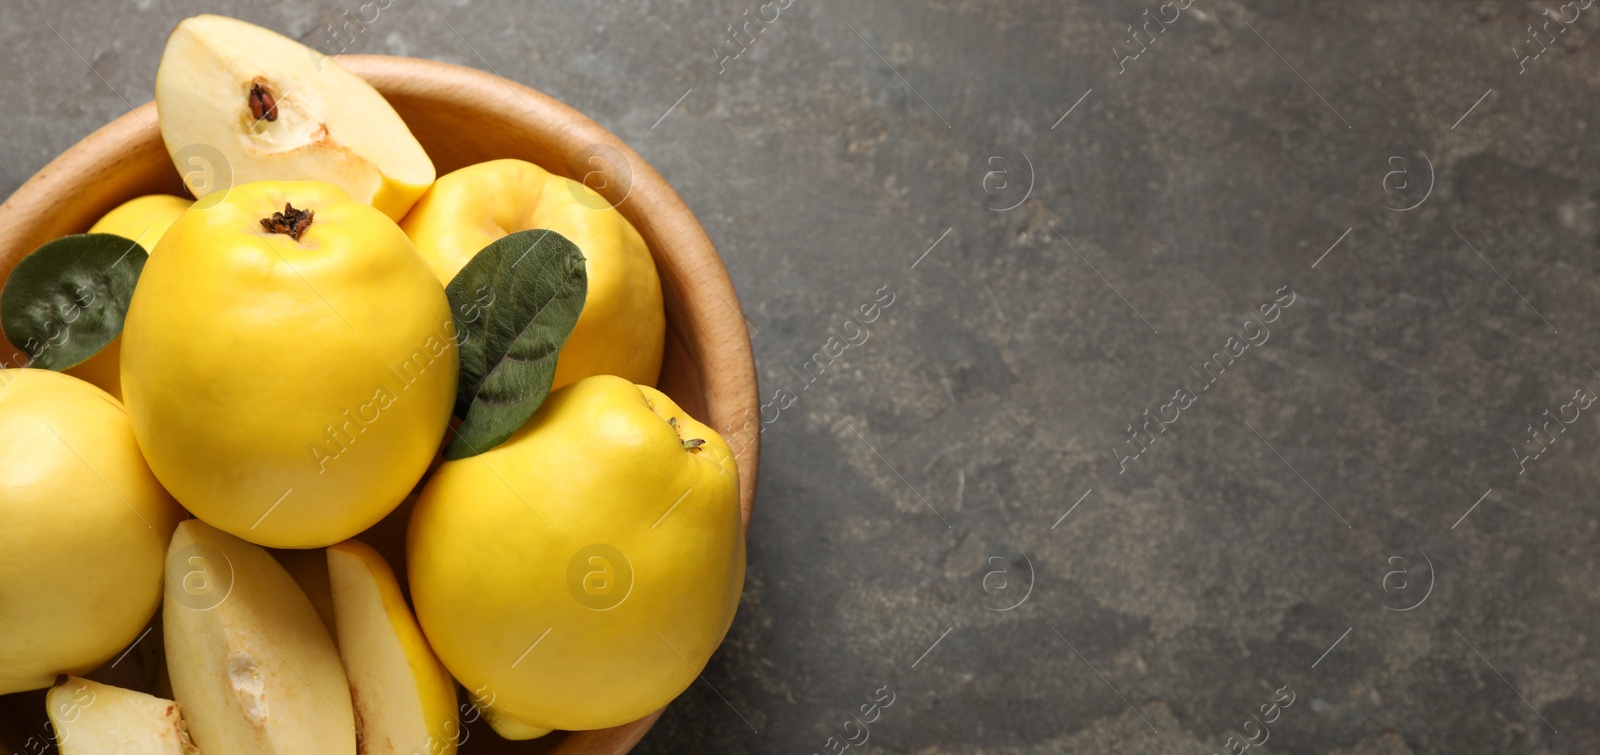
<box><xmin>121</xmin><ymin>180</ymin><xmax>456</xmax><ymax>549</ymax></box>
<box><xmin>399</xmin><ymin>159</ymin><xmax>664</xmax><ymax>388</ymax></box>
<box><xmin>64</xmin><ymin>194</ymin><xmax>192</xmax><ymax>399</ymax></box>
<box><xmin>90</xmin><ymin>194</ymin><xmax>192</xmax><ymax>248</ymax></box>
<box><xmin>408</xmin><ymin>375</ymin><xmax>743</xmax><ymax>733</ymax></box>
<box><xmin>0</xmin><ymin>369</ymin><xmax>183</xmax><ymax>694</ymax></box>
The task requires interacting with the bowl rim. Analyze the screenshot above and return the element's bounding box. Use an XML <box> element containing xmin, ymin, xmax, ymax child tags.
<box><xmin>0</xmin><ymin>52</ymin><xmax>759</xmax><ymax>753</ymax></box>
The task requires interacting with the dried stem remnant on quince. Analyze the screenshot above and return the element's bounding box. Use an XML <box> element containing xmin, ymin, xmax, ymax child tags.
<box><xmin>260</xmin><ymin>203</ymin><xmax>314</xmax><ymax>240</ymax></box>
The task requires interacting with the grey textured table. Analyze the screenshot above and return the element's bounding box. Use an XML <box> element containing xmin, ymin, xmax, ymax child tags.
<box><xmin>4</xmin><ymin>1</ymin><xmax>1599</xmax><ymax>753</ymax></box>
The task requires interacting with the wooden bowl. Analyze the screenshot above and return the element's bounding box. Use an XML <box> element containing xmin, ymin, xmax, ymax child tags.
<box><xmin>0</xmin><ymin>55</ymin><xmax>758</xmax><ymax>754</ymax></box>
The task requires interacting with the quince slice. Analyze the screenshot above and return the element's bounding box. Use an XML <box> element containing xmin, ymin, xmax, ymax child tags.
<box><xmin>155</xmin><ymin>15</ymin><xmax>434</xmax><ymax>221</ymax></box>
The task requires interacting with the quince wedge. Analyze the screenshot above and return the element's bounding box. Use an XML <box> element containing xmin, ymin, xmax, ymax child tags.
<box><xmin>163</xmin><ymin>519</ymin><xmax>355</xmax><ymax>754</ymax></box>
<box><xmin>400</xmin><ymin>159</ymin><xmax>664</xmax><ymax>388</ymax></box>
<box><xmin>408</xmin><ymin>375</ymin><xmax>743</xmax><ymax>733</ymax></box>
<box><xmin>46</xmin><ymin>676</ymin><xmax>200</xmax><ymax>755</ymax></box>
<box><xmin>156</xmin><ymin>14</ymin><xmax>435</xmax><ymax>221</ymax></box>
<box><xmin>327</xmin><ymin>539</ymin><xmax>459</xmax><ymax>755</ymax></box>
<box><xmin>121</xmin><ymin>180</ymin><xmax>456</xmax><ymax>549</ymax></box>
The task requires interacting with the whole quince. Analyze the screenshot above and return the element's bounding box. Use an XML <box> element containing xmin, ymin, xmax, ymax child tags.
<box><xmin>121</xmin><ymin>180</ymin><xmax>456</xmax><ymax>548</ymax></box>
<box><xmin>400</xmin><ymin>159</ymin><xmax>664</xmax><ymax>388</ymax></box>
<box><xmin>408</xmin><ymin>375</ymin><xmax>743</xmax><ymax>733</ymax></box>
<box><xmin>89</xmin><ymin>194</ymin><xmax>193</xmax><ymax>247</ymax></box>
<box><xmin>64</xmin><ymin>194</ymin><xmax>192</xmax><ymax>399</ymax></box>
<box><xmin>0</xmin><ymin>369</ymin><xmax>183</xmax><ymax>694</ymax></box>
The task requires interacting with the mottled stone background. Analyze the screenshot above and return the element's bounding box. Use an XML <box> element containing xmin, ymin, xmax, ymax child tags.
<box><xmin>3</xmin><ymin>1</ymin><xmax>1598</xmax><ymax>753</ymax></box>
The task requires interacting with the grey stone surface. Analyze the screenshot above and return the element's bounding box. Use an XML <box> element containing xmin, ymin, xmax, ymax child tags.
<box><xmin>3</xmin><ymin>0</ymin><xmax>1599</xmax><ymax>753</ymax></box>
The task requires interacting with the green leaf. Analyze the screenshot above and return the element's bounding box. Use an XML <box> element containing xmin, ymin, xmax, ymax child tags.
<box><xmin>443</xmin><ymin>229</ymin><xmax>587</xmax><ymax>459</ymax></box>
<box><xmin>1</xmin><ymin>233</ymin><xmax>147</xmax><ymax>371</ymax></box>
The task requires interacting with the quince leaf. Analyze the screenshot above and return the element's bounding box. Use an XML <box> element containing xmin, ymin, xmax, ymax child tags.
<box><xmin>0</xmin><ymin>233</ymin><xmax>147</xmax><ymax>371</ymax></box>
<box><xmin>444</xmin><ymin>228</ymin><xmax>587</xmax><ymax>459</ymax></box>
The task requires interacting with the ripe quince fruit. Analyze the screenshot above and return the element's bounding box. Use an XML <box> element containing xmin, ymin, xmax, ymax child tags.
<box><xmin>0</xmin><ymin>369</ymin><xmax>183</xmax><ymax>695</ymax></box>
<box><xmin>90</xmin><ymin>194</ymin><xmax>193</xmax><ymax>247</ymax></box>
<box><xmin>121</xmin><ymin>180</ymin><xmax>456</xmax><ymax>548</ymax></box>
<box><xmin>64</xmin><ymin>194</ymin><xmax>192</xmax><ymax>399</ymax></box>
<box><xmin>400</xmin><ymin>159</ymin><xmax>664</xmax><ymax>388</ymax></box>
<box><xmin>156</xmin><ymin>15</ymin><xmax>435</xmax><ymax>221</ymax></box>
<box><xmin>408</xmin><ymin>375</ymin><xmax>744</xmax><ymax>733</ymax></box>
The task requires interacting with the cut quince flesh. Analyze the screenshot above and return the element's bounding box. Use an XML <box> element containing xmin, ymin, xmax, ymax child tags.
<box><xmin>46</xmin><ymin>676</ymin><xmax>200</xmax><ymax>755</ymax></box>
<box><xmin>162</xmin><ymin>520</ymin><xmax>354</xmax><ymax>754</ymax></box>
<box><xmin>155</xmin><ymin>14</ymin><xmax>434</xmax><ymax>221</ymax></box>
<box><xmin>327</xmin><ymin>539</ymin><xmax>459</xmax><ymax>754</ymax></box>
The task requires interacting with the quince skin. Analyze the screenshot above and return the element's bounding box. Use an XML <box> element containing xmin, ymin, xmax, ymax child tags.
<box><xmin>409</xmin><ymin>375</ymin><xmax>743</xmax><ymax>733</ymax></box>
